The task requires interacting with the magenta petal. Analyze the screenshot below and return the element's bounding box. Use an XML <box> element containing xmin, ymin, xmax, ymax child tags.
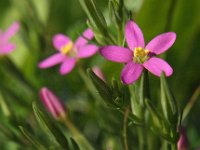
<box><xmin>53</xmin><ymin>34</ymin><xmax>72</xmax><ymax>51</ymax></box>
<box><xmin>3</xmin><ymin>21</ymin><xmax>20</xmax><ymax>40</ymax></box>
<box><xmin>145</xmin><ymin>32</ymin><xmax>176</xmax><ymax>55</ymax></box>
<box><xmin>100</xmin><ymin>46</ymin><xmax>132</xmax><ymax>63</ymax></box>
<box><xmin>121</xmin><ymin>62</ymin><xmax>143</xmax><ymax>84</ymax></box>
<box><xmin>0</xmin><ymin>43</ymin><xmax>16</xmax><ymax>54</ymax></box>
<box><xmin>38</xmin><ymin>53</ymin><xmax>66</xmax><ymax>68</ymax></box>
<box><xmin>77</xmin><ymin>44</ymin><xmax>98</xmax><ymax>58</ymax></box>
<box><xmin>59</xmin><ymin>58</ymin><xmax>76</xmax><ymax>75</ymax></box>
<box><xmin>40</xmin><ymin>87</ymin><xmax>66</xmax><ymax>119</ymax></box>
<box><xmin>92</xmin><ymin>66</ymin><xmax>106</xmax><ymax>82</ymax></box>
<box><xmin>82</xmin><ymin>28</ymin><xmax>94</xmax><ymax>40</ymax></box>
<box><xmin>74</xmin><ymin>28</ymin><xmax>94</xmax><ymax>48</ymax></box>
<box><xmin>143</xmin><ymin>57</ymin><xmax>173</xmax><ymax>77</ymax></box>
<box><xmin>125</xmin><ymin>20</ymin><xmax>145</xmax><ymax>50</ymax></box>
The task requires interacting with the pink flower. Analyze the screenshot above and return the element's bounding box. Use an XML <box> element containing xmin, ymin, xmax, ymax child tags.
<box><xmin>92</xmin><ymin>66</ymin><xmax>106</xmax><ymax>82</ymax></box>
<box><xmin>178</xmin><ymin>127</ymin><xmax>189</xmax><ymax>150</ymax></box>
<box><xmin>0</xmin><ymin>21</ymin><xmax>20</xmax><ymax>55</ymax></box>
<box><xmin>100</xmin><ymin>20</ymin><xmax>176</xmax><ymax>84</ymax></box>
<box><xmin>39</xmin><ymin>87</ymin><xmax>67</xmax><ymax>119</ymax></box>
<box><xmin>38</xmin><ymin>28</ymin><xmax>98</xmax><ymax>75</ymax></box>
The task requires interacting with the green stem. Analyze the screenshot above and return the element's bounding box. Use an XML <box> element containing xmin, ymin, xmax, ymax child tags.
<box><xmin>137</xmin><ymin>70</ymin><xmax>150</xmax><ymax>150</ymax></box>
<box><xmin>123</xmin><ymin>107</ymin><xmax>130</xmax><ymax>150</ymax></box>
<box><xmin>182</xmin><ymin>86</ymin><xmax>200</xmax><ymax>120</ymax></box>
<box><xmin>117</xmin><ymin>24</ymin><xmax>123</xmax><ymax>46</ymax></box>
<box><xmin>139</xmin><ymin>70</ymin><xmax>150</xmax><ymax>106</ymax></box>
<box><xmin>137</xmin><ymin>127</ymin><xmax>147</xmax><ymax>150</ymax></box>
<box><xmin>62</xmin><ymin>116</ymin><xmax>94</xmax><ymax>150</ymax></box>
<box><xmin>171</xmin><ymin>143</ymin><xmax>177</xmax><ymax>150</ymax></box>
<box><xmin>162</xmin><ymin>140</ymin><xmax>169</xmax><ymax>150</ymax></box>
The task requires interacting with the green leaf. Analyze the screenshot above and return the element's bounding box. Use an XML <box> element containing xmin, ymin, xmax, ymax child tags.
<box><xmin>79</xmin><ymin>0</ymin><xmax>116</xmax><ymax>45</ymax></box>
<box><xmin>79</xmin><ymin>0</ymin><xmax>107</xmax><ymax>32</ymax></box>
<box><xmin>87</xmin><ymin>68</ymin><xmax>114</xmax><ymax>106</ymax></box>
<box><xmin>70</xmin><ymin>138</ymin><xmax>80</xmax><ymax>150</ymax></box>
<box><xmin>0</xmin><ymin>92</ymin><xmax>11</xmax><ymax>117</ymax></box>
<box><xmin>129</xmin><ymin>82</ymin><xmax>142</xmax><ymax>118</ymax></box>
<box><xmin>145</xmin><ymin>99</ymin><xmax>178</xmax><ymax>143</ymax></box>
<box><xmin>160</xmin><ymin>73</ymin><xmax>178</xmax><ymax>125</ymax></box>
<box><xmin>32</xmin><ymin>102</ymin><xmax>70</xmax><ymax>149</ymax></box>
<box><xmin>19</xmin><ymin>126</ymin><xmax>47</xmax><ymax>150</ymax></box>
<box><xmin>111</xmin><ymin>79</ymin><xmax>130</xmax><ymax>107</ymax></box>
<box><xmin>31</xmin><ymin>0</ymin><xmax>50</xmax><ymax>25</ymax></box>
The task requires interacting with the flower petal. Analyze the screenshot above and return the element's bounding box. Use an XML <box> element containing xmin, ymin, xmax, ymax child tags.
<box><xmin>0</xmin><ymin>43</ymin><xmax>16</xmax><ymax>55</ymax></box>
<box><xmin>3</xmin><ymin>21</ymin><xmax>20</xmax><ymax>40</ymax></box>
<box><xmin>38</xmin><ymin>53</ymin><xmax>66</xmax><ymax>68</ymax></box>
<box><xmin>77</xmin><ymin>44</ymin><xmax>98</xmax><ymax>58</ymax></box>
<box><xmin>100</xmin><ymin>46</ymin><xmax>132</xmax><ymax>63</ymax></box>
<box><xmin>121</xmin><ymin>62</ymin><xmax>143</xmax><ymax>84</ymax></box>
<box><xmin>53</xmin><ymin>34</ymin><xmax>72</xmax><ymax>51</ymax></box>
<box><xmin>145</xmin><ymin>32</ymin><xmax>176</xmax><ymax>55</ymax></box>
<box><xmin>143</xmin><ymin>57</ymin><xmax>173</xmax><ymax>77</ymax></box>
<box><xmin>40</xmin><ymin>87</ymin><xmax>66</xmax><ymax>119</ymax></box>
<box><xmin>125</xmin><ymin>20</ymin><xmax>145</xmax><ymax>50</ymax></box>
<box><xmin>59</xmin><ymin>58</ymin><xmax>76</xmax><ymax>75</ymax></box>
<box><xmin>92</xmin><ymin>66</ymin><xmax>106</xmax><ymax>82</ymax></box>
<box><xmin>74</xmin><ymin>28</ymin><xmax>94</xmax><ymax>48</ymax></box>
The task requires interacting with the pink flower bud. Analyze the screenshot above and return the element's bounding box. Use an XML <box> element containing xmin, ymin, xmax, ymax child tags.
<box><xmin>39</xmin><ymin>87</ymin><xmax>66</xmax><ymax>119</ymax></box>
<box><xmin>92</xmin><ymin>66</ymin><xmax>106</xmax><ymax>82</ymax></box>
<box><xmin>178</xmin><ymin>127</ymin><xmax>189</xmax><ymax>150</ymax></box>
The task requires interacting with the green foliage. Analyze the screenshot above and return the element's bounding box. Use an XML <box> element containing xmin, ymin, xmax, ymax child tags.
<box><xmin>0</xmin><ymin>0</ymin><xmax>200</xmax><ymax>149</ymax></box>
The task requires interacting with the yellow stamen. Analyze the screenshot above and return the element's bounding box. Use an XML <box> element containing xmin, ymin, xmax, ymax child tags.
<box><xmin>133</xmin><ymin>47</ymin><xmax>150</xmax><ymax>64</ymax></box>
<box><xmin>61</xmin><ymin>42</ymin><xmax>73</xmax><ymax>54</ymax></box>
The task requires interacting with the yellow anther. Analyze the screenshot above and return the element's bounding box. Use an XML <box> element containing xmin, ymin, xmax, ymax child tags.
<box><xmin>133</xmin><ymin>47</ymin><xmax>150</xmax><ymax>64</ymax></box>
<box><xmin>145</xmin><ymin>49</ymin><xmax>150</xmax><ymax>53</ymax></box>
<box><xmin>61</xmin><ymin>42</ymin><xmax>73</xmax><ymax>54</ymax></box>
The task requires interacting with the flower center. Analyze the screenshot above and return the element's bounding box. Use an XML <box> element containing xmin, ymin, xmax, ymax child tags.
<box><xmin>61</xmin><ymin>42</ymin><xmax>74</xmax><ymax>55</ymax></box>
<box><xmin>133</xmin><ymin>47</ymin><xmax>150</xmax><ymax>64</ymax></box>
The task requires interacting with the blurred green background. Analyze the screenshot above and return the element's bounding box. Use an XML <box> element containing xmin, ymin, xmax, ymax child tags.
<box><xmin>0</xmin><ymin>0</ymin><xmax>200</xmax><ymax>149</ymax></box>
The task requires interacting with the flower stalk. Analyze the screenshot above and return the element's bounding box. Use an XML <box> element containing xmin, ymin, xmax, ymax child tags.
<box><xmin>61</xmin><ymin>116</ymin><xmax>94</xmax><ymax>150</ymax></box>
<box><xmin>123</xmin><ymin>106</ymin><xmax>130</xmax><ymax>150</ymax></box>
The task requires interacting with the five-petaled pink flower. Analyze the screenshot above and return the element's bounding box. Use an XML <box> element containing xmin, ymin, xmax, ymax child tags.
<box><xmin>0</xmin><ymin>21</ymin><xmax>20</xmax><ymax>55</ymax></box>
<box><xmin>40</xmin><ymin>87</ymin><xmax>67</xmax><ymax>119</ymax></box>
<box><xmin>100</xmin><ymin>20</ymin><xmax>176</xmax><ymax>84</ymax></box>
<box><xmin>38</xmin><ymin>28</ymin><xmax>98</xmax><ymax>75</ymax></box>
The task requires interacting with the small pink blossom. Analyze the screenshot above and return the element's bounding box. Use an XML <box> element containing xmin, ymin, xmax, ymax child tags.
<box><xmin>178</xmin><ymin>127</ymin><xmax>189</xmax><ymax>150</ymax></box>
<box><xmin>92</xmin><ymin>66</ymin><xmax>106</xmax><ymax>82</ymax></box>
<box><xmin>100</xmin><ymin>20</ymin><xmax>176</xmax><ymax>84</ymax></box>
<box><xmin>38</xmin><ymin>28</ymin><xmax>98</xmax><ymax>75</ymax></box>
<box><xmin>0</xmin><ymin>21</ymin><xmax>20</xmax><ymax>55</ymax></box>
<box><xmin>39</xmin><ymin>87</ymin><xmax>67</xmax><ymax>119</ymax></box>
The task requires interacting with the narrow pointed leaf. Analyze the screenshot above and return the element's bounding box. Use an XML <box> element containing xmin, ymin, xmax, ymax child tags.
<box><xmin>139</xmin><ymin>70</ymin><xmax>150</xmax><ymax>106</ymax></box>
<box><xmin>19</xmin><ymin>126</ymin><xmax>47</xmax><ymax>150</ymax></box>
<box><xmin>161</xmin><ymin>73</ymin><xmax>178</xmax><ymax>125</ymax></box>
<box><xmin>87</xmin><ymin>68</ymin><xmax>114</xmax><ymax>106</ymax></box>
<box><xmin>32</xmin><ymin>102</ymin><xmax>70</xmax><ymax>149</ymax></box>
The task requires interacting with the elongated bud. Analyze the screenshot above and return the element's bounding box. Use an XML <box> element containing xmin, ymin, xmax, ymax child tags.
<box><xmin>178</xmin><ymin>127</ymin><xmax>189</xmax><ymax>150</ymax></box>
<box><xmin>39</xmin><ymin>87</ymin><xmax>66</xmax><ymax>119</ymax></box>
<box><xmin>92</xmin><ymin>66</ymin><xmax>106</xmax><ymax>82</ymax></box>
